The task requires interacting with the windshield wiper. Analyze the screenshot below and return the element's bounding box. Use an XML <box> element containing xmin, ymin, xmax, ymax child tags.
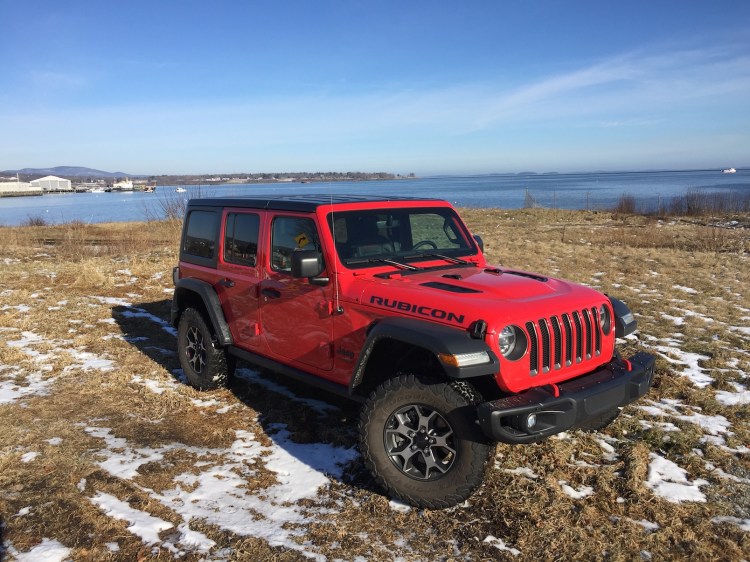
<box><xmin>343</xmin><ymin>257</ymin><xmax>420</xmax><ymax>270</ymax></box>
<box><xmin>405</xmin><ymin>252</ymin><xmax>474</xmax><ymax>266</ymax></box>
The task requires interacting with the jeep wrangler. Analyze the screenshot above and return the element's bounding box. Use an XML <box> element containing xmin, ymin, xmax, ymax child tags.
<box><xmin>171</xmin><ymin>195</ymin><xmax>655</xmax><ymax>508</ymax></box>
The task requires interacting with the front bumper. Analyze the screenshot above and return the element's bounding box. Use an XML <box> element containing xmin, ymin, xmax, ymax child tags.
<box><xmin>477</xmin><ymin>351</ymin><xmax>656</xmax><ymax>444</ymax></box>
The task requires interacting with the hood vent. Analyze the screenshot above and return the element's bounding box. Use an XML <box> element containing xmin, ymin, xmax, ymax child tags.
<box><xmin>504</xmin><ymin>270</ymin><xmax>548</xmax><ymax>282</ymax></box>
<box><xmin>420</xmin><ymin>281</ymin><xmax>481</xmax><ymax>294</ymax></box>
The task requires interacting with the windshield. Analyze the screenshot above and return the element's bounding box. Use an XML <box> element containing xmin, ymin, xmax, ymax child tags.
<box><xmin>327</xmin><ymin>207</ymin><xmax>478</xmax><ymax>268</ymax></box>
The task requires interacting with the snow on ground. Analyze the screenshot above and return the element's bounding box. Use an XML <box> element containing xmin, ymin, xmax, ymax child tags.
<box><xmin>558</xmin><ymin>480</ymin><xmax>594</xmax><ymax>499</ymax></box>
<box><xmin>4</xmin><ymin>538</ymin><xmax>72</xmax><ymax>562</ymax></box>
<box><xmin>645</xmin><ymin>453</ymin><xmax>709</xmax><ymax>503</ymax></box>
<box><xmin>647</xmin><ymin>335</ymin><xmax>714</xmax><ymax>388</ymax></box>
<box><xmin>483</xmin><ymin>535</ymin><xmax>521</xmax><ymax>557</ymax></box>
<box><xmin>85</xmin><ymin>422</ymin><xmax>357</xmax><ymax>559</ymax></box>
<box><xmin>0</xmin><ymin>369</ymin><xmax>53</xmax><ymax>405</ymax></box>
<box><xmin>715</xmin><ymin>382</ymin><xmax>750</xmax><ymax>406</ymax></box>
<box><xmin>672</xmin><ymin>284</ymin><xmax>699</xmax><ymax>294</ymax></box>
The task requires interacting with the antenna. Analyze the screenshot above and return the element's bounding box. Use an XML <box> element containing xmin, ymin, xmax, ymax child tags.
<box><xmin>330</xmin><ymin>194</ymin><xmax>343</xmax><ymax>314</ymax></box>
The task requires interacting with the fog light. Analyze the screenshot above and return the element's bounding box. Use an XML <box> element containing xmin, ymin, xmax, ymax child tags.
<box><xmin>527</xmin><ymin>413</ymin><xmax>537</xmax><ymax>429</ymax></box>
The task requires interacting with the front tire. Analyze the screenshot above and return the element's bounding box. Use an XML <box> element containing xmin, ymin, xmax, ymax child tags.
<box><xmin>360</xmin><ymin>375</ymin><xmax>491</xmax><ymax>508</ymax></box>
<box><xmin>177</xmin><ymin>307</ymin><xmax>234</xmax><ymax>390</ymax></box>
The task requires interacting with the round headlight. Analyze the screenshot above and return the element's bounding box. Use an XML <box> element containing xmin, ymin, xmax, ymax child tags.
<box><xmin>599</xmin><ymin>304</ymin><xmax>612</xmax><ymax>335</ymax></box>
<box><xmin>498</xmin><ymin>325</ymin><xmax>527</xmax><ymax>360</ymax></box>
<box><xmin>499</xmin><ymin>326</ymin><xmax>517</xmax><ymax>356</ymax></box>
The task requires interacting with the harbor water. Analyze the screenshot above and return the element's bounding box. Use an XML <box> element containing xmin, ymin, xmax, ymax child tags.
<box><xmin>0</xmin><ymin>169</ymin><xmax>747</xmax><ymax>226</ymax></box>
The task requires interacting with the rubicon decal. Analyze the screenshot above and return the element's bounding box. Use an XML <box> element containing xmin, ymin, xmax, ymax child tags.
<box><xmin>369</xmin><ymin>296</ymin><xmax>465</xmax><ymax>324</ymax></box>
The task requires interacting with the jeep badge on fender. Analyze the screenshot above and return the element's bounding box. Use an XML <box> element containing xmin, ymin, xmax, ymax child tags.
<box><xmin>171</xmin><ymin>195</ymin><xmax>656</xmax><ymax>508</ymax></box>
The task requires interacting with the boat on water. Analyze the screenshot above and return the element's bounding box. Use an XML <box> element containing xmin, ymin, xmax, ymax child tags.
<box><xmin>143</xmin><ymin>185</ymin><xmax>156</xmax><ymax>193</ymax></box>
<box><xmin>90</xmin><ymin>187</ymin><xmax>106</xmax><ymax>193</ymax></box>
<box><xmin>175</xmin><ymin>187</ymin><xmax>187</xmax><ymax>193</ymax></box>
<box><xmin>722</xmin><ymin>167</ymin><xmax>737</xmax><ymax>174</ymax></box>
<box><xmin>112</xmin><ymin>179</ymin><xmax>134</xmax><ymax>191</ymax></box>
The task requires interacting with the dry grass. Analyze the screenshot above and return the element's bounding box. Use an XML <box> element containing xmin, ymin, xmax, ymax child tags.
<box><xmin>1</xmin><ymin>209</ymin><xmax>749</xmax><ymax>561</ymax></box>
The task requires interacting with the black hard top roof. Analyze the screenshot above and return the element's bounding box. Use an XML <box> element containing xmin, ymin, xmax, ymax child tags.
<box><xmin>186</xmin><ymin>194</ymin><xmax>442</xmax><ymax>212</ymax></box>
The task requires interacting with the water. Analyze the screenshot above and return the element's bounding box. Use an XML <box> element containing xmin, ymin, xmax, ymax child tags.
<box><xmin>0</xmin><ymin>169</ymin><xmax>747</xmax><ymax>226</ymax></box>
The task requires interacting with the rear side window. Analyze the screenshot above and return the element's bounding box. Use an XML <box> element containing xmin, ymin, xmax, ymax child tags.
<box><xmin>183</xmin><ymin>210</ymin><xmax>217</xmax><ymax>258</ymax></box>
<box><xmin>224</xmin><ymin>212</ymin><xmax>260</xmax><ymax>266</ymax></box>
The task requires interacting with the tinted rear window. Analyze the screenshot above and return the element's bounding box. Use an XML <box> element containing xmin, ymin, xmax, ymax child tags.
<box><xmin>183</xmin><ymin>210</ymin><xmax>217</xmax><ymax>258</ymax></box>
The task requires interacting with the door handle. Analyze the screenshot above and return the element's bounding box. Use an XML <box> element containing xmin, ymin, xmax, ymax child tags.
<box><xmin>218</xmin><ymin>278</ymin><xmax>235</xmax><ymax>288</ymax></box>
<box><xmin>261</xmin><ymin>287</ymin><xmax>281</xmax><ymax>299</ymax></box>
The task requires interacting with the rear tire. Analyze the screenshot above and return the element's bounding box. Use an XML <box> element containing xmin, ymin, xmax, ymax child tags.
<box><xmin>177</xmin><ymin>307</ymin><xmax>234</xmax><ymax>390</ymax></box>
<box><xmin>360</xmin><ymin>374</ymin><xmax>491</xmax><ymax>508</ymax></box>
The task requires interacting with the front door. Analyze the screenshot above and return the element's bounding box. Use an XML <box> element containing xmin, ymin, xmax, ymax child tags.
<box><xmin>259</xmin><ymin>213</ymin><xmax>334</xmax><ymax>371</ymax></box>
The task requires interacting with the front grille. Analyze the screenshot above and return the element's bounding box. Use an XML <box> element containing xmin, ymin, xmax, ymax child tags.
<box><xmin>526</xmin><ymin>308</ymin><xmax>603</xmax><ymax>376</ymax></box>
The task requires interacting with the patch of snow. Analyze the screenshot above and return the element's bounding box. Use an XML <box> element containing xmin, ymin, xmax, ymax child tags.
<box><xmin>715</xmin><ymin>382</ymin><xmax>750</xmax><ymax>406</ymax></box>
<box><xmin>119</xmin><ymin>307</ymin><xmax>177</xmax><ymax>337</ymax></box>
<box><xmin>131</xmin><ymin>375</ymin><xmax>180</xmax><ymax>395</ymax></box>
<box><xmin>85</xmin><ymin>426</ymin><xmax>176</xmax><ymax>479</ymax></box>
<box><xmin>483</xmin><ymin>535</ymin><xmax>521</xmax><ymax>557</ymax></box>
<box><xmin>501</xmin><ymin>466</ymin><xmax>539</xmax><ymax>479</ymax></box>
<box><xmin>91</xmin><ymin>492</ymin><xmax>174</xmax><ymax>545</ymax></box>
<box><xmin>594</xmin><ymin>437</ymin><xmax>618</xmax><ymax>462</ymax></box>
<box><xmin>6</xmin><ymin>331</ymin><xmax>45</xmax><ymax>348</ymax></box>
<box><xmin>645</xmin><ymin>453</ymin><xmax>708</xmax><ymax>503</ymax></box>
<box><xmin>652</xmin><ymin>342</ymin><xmax>713</xmax><ymax>388</ymax></box>
<box><xmin>660</xmin><ymin>313</ymin><xmax>684</xmax><ymax>326</ymax></box>
<box><xmin>0</xmin><ymin>371</ymin><xmax>53</xmax><ymax>404</ymax></box>
<box><xmin>86</xmin><ymin>425</ymin><xmax>358</xmax><ymax>560</ymax></box>
<box><xmin>559</xmin><ymin>480</ymin><xmax>594</xmax><ymax>499</ymax></box>
<box><xmin>638</xmin><ymin>399</ymin><xmax>732</xmax><ymax>437</ymax></box>
<box><xmin>7</xmin><ymin>538</ymin><xmax>71</xmax><ymax>562</ymax></box>
<box><xmin>191</xmin><ymin>398</ymin><xmax>223</xmax><ymax>408</ymax></box>
<box><xmin>389</xmin><ymin>499</ymin><xmax>412</xmax><ymax>513</ymax></box>
<box><xmin>21</xmin><ymin>452</ymin><xmax>39</xmax><ymax>463</ymax></box>
<box><xmin>672</xmin><ymin>284</ymin><xmax>698</xmax><ymax>294</ymax></box>
<box><xmin>704</xmin><ymin>462</ymin><xmax>750</xmax><ymax>484</ymax></box>
<box><xmin>64</xmin><ymin>350</ymin><xmax>114</xmax><ymax>372</ymax></box>
<box><xmin>90</xmin><ymin>296</ymin><xmax>133</xmax><ymax>307</ymax></box>
<box><xmin>711</xmin><ymin>516</ymin><xmax>750</xmax><ymax>532</ymax></box>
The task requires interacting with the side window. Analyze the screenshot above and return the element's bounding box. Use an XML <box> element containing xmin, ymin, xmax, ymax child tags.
<box><xmin>271</xmin><ymin>216</ymin><xmax>321</xmax><ymax>272</ymax></box>
<box><xmin>224</xmin><ymin>212</ymin><xmax>260</xmax><ymax>267</ymax></box>
<box><xmin>183</xmin><ymin>210</ymin><xmax>217</xmax><ymax>258</ymax></box>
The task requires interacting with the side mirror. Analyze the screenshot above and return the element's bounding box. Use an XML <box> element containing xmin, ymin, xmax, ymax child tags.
<box><xmin>291</xmin><ymin>250</ymin><xmax>325</xmax><ymax>280</ymax></box>
<box><xmin>473</xmin><ymin>234</ymin><xmax>484</xmax><ymax>252</ymax></box>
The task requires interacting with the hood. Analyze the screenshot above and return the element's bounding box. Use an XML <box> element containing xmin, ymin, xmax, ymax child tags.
<box><xmin>354</xmin><ymin>265</ymin><xmax>606</xmax><ymax>328</ymax></box>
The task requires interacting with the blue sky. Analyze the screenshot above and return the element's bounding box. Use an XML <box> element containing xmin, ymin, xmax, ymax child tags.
<box><xmin>1</xmin><ymin>1</ymin><xmax>749</xmax><ymax>175</ymax></box>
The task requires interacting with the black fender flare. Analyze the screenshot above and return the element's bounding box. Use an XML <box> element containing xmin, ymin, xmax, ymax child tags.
<box><xmin>171</xmin><ymin>278</ymin><xmax>233</xmax><ymax>346</ymax></box>
<box><xmin>349</xmin><ymin>317</ymin><xmax>499</xmax><ymax>394</ymax></box>
<box><xmin>609</xmin><ymin>297</ymin><xmax>637</xmax><ymax>338</ymax></box>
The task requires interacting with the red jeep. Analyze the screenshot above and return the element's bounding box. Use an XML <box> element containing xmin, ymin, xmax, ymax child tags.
<box><xmin>171</xmin><ymin>195</ymin><xmax>655</xmax><ymax>508</ymax></box>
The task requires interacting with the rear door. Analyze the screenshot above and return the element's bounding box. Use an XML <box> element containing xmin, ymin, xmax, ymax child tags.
<box><xmin>216</xmin><ymin>209</ymin><xmax>262</xmax><ymax>349</ymax></box>
<box><xmin>259</xmin><ymin>212</ymin><xmax>334</xmax><ymax>371</ymax></box>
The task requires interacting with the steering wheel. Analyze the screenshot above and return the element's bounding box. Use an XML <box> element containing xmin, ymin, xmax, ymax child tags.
<box><xmin>413</xmin><ymin>240</ymin><xmax>438</xmax><ymax>250</ymax></box>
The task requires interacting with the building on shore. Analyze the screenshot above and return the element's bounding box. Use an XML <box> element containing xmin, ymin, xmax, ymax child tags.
<box><xmin>0</xmin><ymin>179</ymin><xmax>43</xmax><ymax>197</ymax></box>
<box><xmin>30</xmin><ymin>175</ymin><xmax>73</xmax><ymax>192</ymax></box>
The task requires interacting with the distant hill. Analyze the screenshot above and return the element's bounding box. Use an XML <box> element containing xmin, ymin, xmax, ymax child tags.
<box><xmin>2</xmin><ymin>166</ymin><xmax>137</xmax><ymax>178</ymax></box>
